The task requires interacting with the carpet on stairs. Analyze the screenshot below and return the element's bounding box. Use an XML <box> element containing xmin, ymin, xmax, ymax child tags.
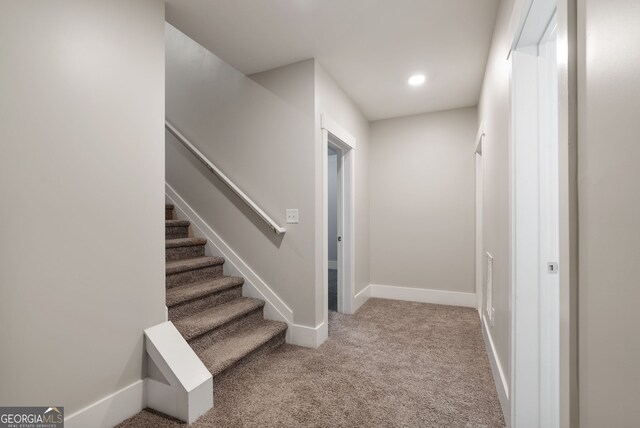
<box><xmin>162</xmin><ymin>203</ymin><xmax>287</xmax><ymax>382</ymax></box>
<box><xmin>118</xmin><ymin>298</ymin><xmax>505</xmax><ymax>427</ymax></box>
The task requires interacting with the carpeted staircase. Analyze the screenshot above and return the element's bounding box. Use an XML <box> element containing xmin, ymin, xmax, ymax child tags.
<box><xmin>165</xmin><ymin>203</ymin><xmax>287</xmax><ymax>378</ymax></box>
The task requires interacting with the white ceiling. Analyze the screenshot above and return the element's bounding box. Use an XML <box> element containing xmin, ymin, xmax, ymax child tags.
<box><xmin>165</xmin><ymin>0</ymin><xmax>500</xmax><ymax>121</ymax></box>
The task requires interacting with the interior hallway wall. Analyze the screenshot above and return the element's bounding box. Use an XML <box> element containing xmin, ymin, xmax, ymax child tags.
<box><xmin>252</xmin><ymin>60</ymin><xmax>370</xmax><ymax>325</ymax></box>
<box><xmin>314</xmin><ymin>62</ymin><xmax>371</xmax><ymax>307</ymax></box>
<box><xmin>0</xmin><ymin>0</ymin><xmax>166</xmax><ymax>417</ymax></box>
<box><xmin>476</xmin><ymin>0</ymin><xmax>518</xmax><ymax>394</ymax></box>
<box><xmin>577</xmin><ymin>0</ymin><xmax>640</xmax><ymax>424</ymax></box>
<box><xmin>369</xmin><ymin>107</ymin><xmax>477</xmax><ymax>294</ymax></box>
<box><xmin>252</xmin><ymin>59</ymin><xmax>371</xmax><ymax>324</ymax></box>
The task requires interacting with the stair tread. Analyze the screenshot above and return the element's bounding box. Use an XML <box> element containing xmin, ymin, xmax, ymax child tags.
<box><xmin>166</xmin><ymin>256</ymin><xmax>224</xmax><ymax>275</ymax></box>
<box><xmin>199</xmin><ymin>319</ymin><xmax>287</xmax><ymax>376</ymax></box>
<box><xmin>174</xmin><ymin>297</ymin><xmax>265</xmax><ymax>341</ymax></box>
<box><xmin>166</xmin><ymin>276</ymin><xmax>244</xmax><ymax>307</ymax></box>
<box><xmin>166</xmin><ymin>219</ymin><xmax>190</xmax><ymax>227</ymax></box>
<box><xmin>166</xmin><ymin>237</ymin><xmax>207</xmax><ymax>248</ymax></box>
<box><xmin>166</xmin><ymin>204</ymin><xmax>174</xmax><ymax>209</ymax></box>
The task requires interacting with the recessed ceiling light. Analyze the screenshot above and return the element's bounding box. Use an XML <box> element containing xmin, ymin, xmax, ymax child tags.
<box><xmin>408</xmin><ymin>74</ymin><xmax>426</xmax><ymax>86</ymax></box>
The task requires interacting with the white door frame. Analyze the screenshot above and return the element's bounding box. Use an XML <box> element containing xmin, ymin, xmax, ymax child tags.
<box><xmin>321</xmin><ymin>115</ymin><xmax>356</xmax><ymax>329</ymax></box>
<box><xmin>538</xmin><ymin>19</ymin><xmax>560</xmax><ymax>428</ymax></box>
<box><xmin>511</xmin><ymin>42</ymin><xmax>542</xmax><ymax>427</ymax></box>
<box><xmin>509</xmin><ymin>0</ymin><xmax>559</xmax><ymax>426</ymax></box>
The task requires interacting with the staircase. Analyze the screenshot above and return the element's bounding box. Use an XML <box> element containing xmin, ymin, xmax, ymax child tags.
<box><xmin>165</xmin><ymin>203</ymin><xmax>287</xmax><ymax>378</ymax></box>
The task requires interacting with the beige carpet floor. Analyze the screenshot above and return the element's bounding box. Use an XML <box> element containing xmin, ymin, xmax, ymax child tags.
<box><xmin>119</xmin><ymin>298</ymin><xmax>505</xmax><ymax>427</ymax></box>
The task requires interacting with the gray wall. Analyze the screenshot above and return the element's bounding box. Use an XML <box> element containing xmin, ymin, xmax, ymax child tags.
<box><xmin>577</xmin><ymin>0</ymin><xmax>640</xmax><ymax>424</ymax></box>
<box><xmin>166</xmin><ymin>26</ymin><xmax>318</xmax><ymax>326</ymax></box>
<box><xmin>369</xmin><ymin>108</ymin><xmax>477</xmax><ymax>293</ymax></box>
<box><xmin>0</xmin><ymin>0</ymin><xmax>165</xmax><ymax>416</ymax></box>
<box><xmin>477</xmin><ymin>0</ymin><xmax>517</xmax><ymax>389</ymax></box>
<box><xmin>252</xmin><ymin>60</ymin><xmax>371</xmax><ymax>323</ymax></box>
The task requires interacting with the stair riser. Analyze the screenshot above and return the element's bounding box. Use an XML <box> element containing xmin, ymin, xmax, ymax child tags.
<box><xmin>166</xmin><ymin>225</ymin><xmax>189</xmax><ymax>239</ymax></box>
<box><xmin>165</xmin><ymin>208</ymin><xmax>173</xmax><ymax>221</ymax></box>
<box><xmin>168</xmin><ymin>285</ymin><xmax>243</xmax><ymax>320</ymax></box>
<box><xmin>165</xmin><ymin>245</ymin><xmax>205</xmax><ymax>262</ymax></box>
<box><xmin>188</xmin><ymin>309</ymin><xmax>264</xmax><ymax>354</ymax></box>
<box><xmin>212</xmin><ymin>330</ymin><xmax>286</xmax><ymax>380</ymax></box>
<box><xmin>166</xmin><ymin>265</ymin><xmax>223</xmax><ymax>288</ymax></box>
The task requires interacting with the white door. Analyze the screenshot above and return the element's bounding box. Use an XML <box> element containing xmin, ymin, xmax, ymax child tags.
<box><xmin>510</xmin><ymin>4</ymin><xmax>560</xmax><ymax>427</ymax></box>
<box><xmin>538</xmin><ymin>18</ymin><xmax>560</xmax><ymax>428</ymax></box>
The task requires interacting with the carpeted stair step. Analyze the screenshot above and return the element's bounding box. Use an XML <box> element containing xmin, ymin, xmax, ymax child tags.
<box><xmin>175</xmin><ymin>297</ymin><xmax>265</xmax><ymax>352</ymax></box>
<box><xmin>165</xmin><ymin>237</ymin><xmax>207</xmax><ymax>261</ymax></box>
<box><xmin>167</xmin><ymin>276</ymin><xmax>244</xmax><ymax>320</ymax></box>
<box><xmin>166</xmin><ymin>219</ymin><xmax>190</xmax><ymax>239</ymax></box>
<box><xmin>166</xmin><ymin>256</ymin><xmax>224</xmax><ymax>288</ymax></box>
<box><xmin>198</xmin><ymin>319</ymin><xmax>287</xmax><ymax>378</ymax></box>
<box><xmin>160</xmin><ymin>204</ymin><xmax>288</xmax><ymax>392</ymax></box>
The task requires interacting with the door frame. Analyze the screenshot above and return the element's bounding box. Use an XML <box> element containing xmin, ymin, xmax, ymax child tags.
<box><xmin>509</xmin><ymin>0</ymin><xmax>561</xmax><ymax>426</ymax></box>
<box><xmin>538</xmin><ymin>19</ymin><xmax>560</xmax><ymax>428</ymax></box>
<box><xmin>321</xmin><ymin>115</ymin><xmax>356</xmax><ymax>328</ymax></box>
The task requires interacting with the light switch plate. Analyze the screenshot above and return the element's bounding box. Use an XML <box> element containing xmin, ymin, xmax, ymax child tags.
<box><xmin>286</xmin><ymin>209</ymin><xmax>299</xmax><ymax>224</ymax></box>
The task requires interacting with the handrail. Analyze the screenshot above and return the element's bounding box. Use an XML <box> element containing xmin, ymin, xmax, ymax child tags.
<box><xmin>165</xmin><ymin>120</ymin><xmax>286</xmax><ymax>235</ymax></box>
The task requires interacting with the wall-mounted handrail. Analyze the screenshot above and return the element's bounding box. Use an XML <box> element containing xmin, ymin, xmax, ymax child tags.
<box><xmin>165</xmin><ymin>120</ymin><xmax>286</xmax><ymax>235</ymax></box>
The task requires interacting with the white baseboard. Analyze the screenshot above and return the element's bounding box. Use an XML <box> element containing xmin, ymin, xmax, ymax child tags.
<box><xmin>353</xmin><ymin>285</ymin><xmax>371</xmax><ymax>312</ymax></box>
<box><xmin>368</xmin><ymin>284</ymin><xmax>476</xmax><ymax>308</ymax></box>
<box><xmin>290</xmin><ymin>321</ymin><xmax>327</xmax><ymax>348</ymax></box>
<box><xmin>481</xmin><ymin>315</ymin><xmax>510</xmax><ymax>427</ymax></box>
<box><xmin>167</xmin><ymin>184</ymin><xmax>323</xmax><ymax>348</ymax></box>
<box><xmin>328</xmin><ymin>260</ymin><xmax>337</xmax><ymax>270</ymax></box>
<box><xmin>65</xmin><ymin>379</ymin><xmax>145</xmax><ymax>428</ymax></box>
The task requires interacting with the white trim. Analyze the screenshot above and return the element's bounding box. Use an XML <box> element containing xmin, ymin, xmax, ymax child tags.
<box><xmin>368</xmin><ymin>284</ymin><xmax>476</xmax><ymax>308</ymax></box>
<box><xmin>65</xmin><ymin>379</ymin><xmax>146</xmax><ymax>428</ymax></box>
<box><xmin>486</xmin><ymin>252</ymin><xmax>494</xmax><ymax>323</ymax></box>
<box><xmin>290</xmin><ymin>322</ymin><xmax>327</xmax><ymax>349</ymax></box>
<box><xmin>538</xmin><ymin>18</ymin><xmax>560</xmax><ymax>428</ymax></box>
<box><xmin>144</xmin><ymin>321</ymin><xmax>213</xmax><ymax>424</ymax></box>
<box><xmin>328</xmin><ymin>260</ymin><xmax>337</xmax><ymax>270</ymax></box>
<box><xmin>353</xmin><ymin>285</ymin><xmax>371</xmax><ymax>312</ymax></box>
<box><xmin>509</xmin><ymin>0</ymin><xmax>557</xmax><ymax>56</ymax></box>
<box><xmin>511</xmin><ymin>45</ymin><xmax>542</xmax><ymax>427</ymax></box>
<box><xmin>481</xmin><ymin>315</ymin><xmax>511</xmax><ymax>427</ymax></box>
<box><xmin>509</xmin><ymin>3</ymin><xmax>561</xmax><ymax>426</ymax></box>
<box><xmin>145</xmin><ymin>322</ymin><xmax>211</xmax><ymax>394</ymax></box>
<box><xmin>166</xmin><ymin>184</ymin><xmax>310</xmax><ymax>347</ymax></box>
<box><xmin>321</xmin><ymin>114</ymin><xmax>356</xmax><ymax>150</ymax></box>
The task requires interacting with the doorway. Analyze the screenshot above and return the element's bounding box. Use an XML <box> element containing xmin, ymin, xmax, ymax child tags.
<box><xmin>321</xmin><ymin>115</ymin><xmax>356</xmax><ymax>335</ymax></box>
<box><xmin>327</xmin><ymin>145</ymin><xmax>339</xmax><ymax>312</ymax></box>
<box><xmin>510</xmin><ymin>1</ymin><xmax>559</xmax><ymax>426</ymax></box>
